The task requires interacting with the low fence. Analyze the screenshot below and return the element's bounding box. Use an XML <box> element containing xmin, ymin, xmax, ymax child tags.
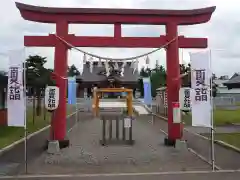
<box><xmin>213</xmin><ymin>96</ymin><xmax>236</xmax><ymax>108</ymax></box>
<box><xmin>100</xmin><ymin>112</ymin><xmax>134</xmax><ymax>146</ymax></box>
<box><xmin>147</xmin><ymin>96</ymin><xmax>238</xmax><ymax>117</ymax></box>
<box><xmin>26</xmin><ymin>95</ymin><xmax>238</xmax><ymax>117</ymax></box>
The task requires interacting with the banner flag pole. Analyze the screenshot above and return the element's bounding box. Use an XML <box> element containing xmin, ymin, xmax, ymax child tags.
<box><xmin>190</xmin><ymin>50</ymin><xmax>215</xmax><ymax>170</ymax></box>
<box><xmin>209</xmin><ymin>49</ymin><xmax>215</xmax><ymax>171</ymax></box>
<box><xmin>75</xmin><ymin>82</ymin><xmax>78</xmax><ymax>123</ymax></box>
<box><xmin>6</xmin><ymin>48</ymin><xmax>27</xmax><ymax>172</ymax></box>
<box><xmin>23</xmin><ymin>49</ymin><xmax>28</xmax><ymax>174</ymax></box>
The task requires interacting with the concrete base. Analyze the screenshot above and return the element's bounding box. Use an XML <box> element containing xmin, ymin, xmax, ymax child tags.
<box><xmin>47</xmin><ymin>141</ymin><xmax>60</xmax><ymax>154</ymax></box>
<box><xmin>100</xmin><ymin>139</ymin><xmax>135</xmax><ymax>146</ymax></box>
<box><xmin>58</xmin><ymin>139</ymin><xmax>70</xmax><ymax>149</ymax></box>
<box><xmin>45</xmin><ymin>139</ymin><xmax>70</xmax><ymax>151</ymax></box>
<box><xmin>164</xmin><ymin>138</ymin><xmax>187</xmax><ymax>150</ymax></box>
<box><xmin>175</xmin><ymin>140</ymin><xmax>188</xmax><ymax>151</ymax></box>
<box><xmin>164</xmin><ymin>137</ymin><xmax>176</xmax><ymax>147</ymax></box>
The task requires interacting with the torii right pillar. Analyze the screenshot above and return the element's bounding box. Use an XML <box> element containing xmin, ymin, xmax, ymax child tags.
<box><xmin>164</xmin><ymin>15</ymin><xmax>216</xmax><ymax>145</ymax></box>
<box><xmin>165</xmin><ymin>22</ymin><xmax>182</xmax><ymax>146</ymax></box>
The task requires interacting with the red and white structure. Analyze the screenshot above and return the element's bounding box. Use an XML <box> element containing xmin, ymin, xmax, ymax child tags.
<box><xmin>15</xmin><ymin>2</ymin><xmax>215</xmax><ymax>146</ymax></box>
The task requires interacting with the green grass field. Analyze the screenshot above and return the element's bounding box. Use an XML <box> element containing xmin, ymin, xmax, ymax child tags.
<box><xmin>215</xmin><ymin>133</ymin><xmax>240</xmax><ymax>149</ymax></box>
<box><xmin>182</xmin><ymin>108</ymin><xmax>240</xmax><ymax>126</ymax></box>
<box><xmin>0</xmin><ymin>105</ymin><xmax>76</xmax><ymax>149</ymax></box>
<box><xmin>158</xmin><ymin>107</ymin><xmax>240</xmax><ymax>149</ymax></box>
<box><xmin>182</xmin><ymin>108</ymin><xmax>240</xmax><ymax>149</ymax></box>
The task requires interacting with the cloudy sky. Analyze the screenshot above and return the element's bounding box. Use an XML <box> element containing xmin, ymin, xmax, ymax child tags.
<box><xmin>0</xmin><ymin>0</ymin><xmax>240</xmax><ymax>77</ymax></box>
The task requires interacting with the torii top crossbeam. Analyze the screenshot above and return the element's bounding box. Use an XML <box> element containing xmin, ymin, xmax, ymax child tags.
<box><xmin>16</xmin><ymin>2</ymin><xmax>215</xmax><ymax>48</ymax></box>
<box><xmin>16</xmin><ymin>2</ymin><xmax>215</xmax><ymax>25</ymax></box>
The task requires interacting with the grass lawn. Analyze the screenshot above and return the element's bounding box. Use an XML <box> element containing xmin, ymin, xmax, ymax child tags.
<box><xmin>214</xmin><ymin>133</ymin><xmax>240</xmax><ymax>149</ymax></box>
<box><xmin>0</xmin><ymin>105</ymin><xmax>76</xmax><ymax>149</ymax></box>
<box><xmin>182</xmin><ymin>108</ymin><xmax>240</xmax><ymax>126</ymax></box>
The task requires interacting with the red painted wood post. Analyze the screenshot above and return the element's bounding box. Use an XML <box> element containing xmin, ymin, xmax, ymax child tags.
<box><xmin>51</xmin><ymin>20</ymin><xmax>69</xmax><ymax>141</ymax></box>
<box><xmin>16</xmin><ymin>2</ymin><xmax>215</xmax><ymax>146</ymax></box>
<box><xmin>166</xmin><ymin>22</ymin><xmax>182</xmax><ymax>141</ymax></box>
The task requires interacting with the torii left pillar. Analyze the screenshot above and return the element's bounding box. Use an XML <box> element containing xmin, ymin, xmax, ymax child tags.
<box><xmin>51</xmin><ymin>20</ymin><xmax>69</xmax><ymax>147</ymax></box>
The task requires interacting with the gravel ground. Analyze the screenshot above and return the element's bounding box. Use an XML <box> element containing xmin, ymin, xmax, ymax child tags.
<box><xmin>22</xmin><ymin>115</ymin><xmax>211</xmax><ymax>175</ymax></box>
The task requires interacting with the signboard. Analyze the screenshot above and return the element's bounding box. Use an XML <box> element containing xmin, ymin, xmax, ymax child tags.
<box><xmin>143</xmin><ymin>77</ymin><xmax>152</xmax><ymax>106</ymax></box>
<box><xmin>7</xmin><ymin>49</ymin><xmax>25</xmax><ymax>127</ymax></box>
<box><xmin>68</xmin><ymin>77</ymin><xmax>76</xmax><ymax>104</ymax></box>
<box><xmin>173</xmin><ymin>102</ymin><xmax>181</xmax><ymax>123</ymax></box>
<box><xmin>179</xmin><ymin>87</ymin><xmax>191</xmax><ymax>111</ymax></box>
<box><xmin>190</xmin><ymin>51</ymin><xmax>211</xmax><ymax>127</ymax></box>
<box><xmin>45</xmin><ymin>86</ymin><xmax>59</xmax><ymax>111</ymax></box>
<box><xmin>124</xmin><ymin>117</ymin><xmax>131</xmax><ymax>128</ymax></box>
<box><xmin>135</xmin><ymin>91</ymin><xmax>141</xmax><ymax>98</ymax></box>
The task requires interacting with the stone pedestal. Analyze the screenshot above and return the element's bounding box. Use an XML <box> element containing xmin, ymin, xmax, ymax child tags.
<box><xmin>47</xmin><ymin>140</ymin><xmax>60</xmax><ymax>154</ymax></box>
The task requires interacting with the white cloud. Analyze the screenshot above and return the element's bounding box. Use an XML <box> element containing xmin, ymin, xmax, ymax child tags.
<box><xmin>0</xmin><ymin>0</ymin><xmax>240</xmax><ymax>77</ymax></box>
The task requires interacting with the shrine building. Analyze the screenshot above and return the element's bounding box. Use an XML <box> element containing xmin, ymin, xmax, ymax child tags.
<box><xmin>76</xmin><ymin>60</ymin><xmax>140</xmax><ymax>98</ymax></box>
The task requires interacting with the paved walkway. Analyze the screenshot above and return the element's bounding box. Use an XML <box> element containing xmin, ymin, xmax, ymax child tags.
<box><xmin>22</xmin><ymin>115</ymin><xmax>210</xmax><ymax>175</ymax></box>
<box><xmin>0</xmin><ymin>112</ymin><xmax>90</xmax><ymax>176</ymax></box>
<box><xmin>1</xmin><ymin>171</ymin><xmax>240</xmax><ymax>180</ymax></box>
<box><xmin>151</xmin><ymin>115</ymin><xmax>240</xmax><ymax>170</ymax></box>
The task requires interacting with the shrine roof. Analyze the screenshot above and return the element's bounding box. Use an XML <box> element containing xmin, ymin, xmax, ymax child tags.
<box><xmin>77</xmin><ymin>61</ymin><xmax>139</xmax><ymax>83</ymax></box>
<box><xmin>16</xmin><ymin>2</ymin><xmax>216</xmax><ymax>25</ymax></box>
<box><xmin>223</xmin><ymin>75</ymin><xmax>240</xmax><ymax>85</ymax></box>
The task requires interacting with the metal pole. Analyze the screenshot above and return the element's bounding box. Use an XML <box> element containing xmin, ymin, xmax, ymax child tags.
<box><xmin>51</xmin><ymin>111</ymin><xmax>55</xmax><ymax>140</ymax></box>
<box><xmin>24</xmin><ymin>121</ymin><xmax>28</xmax><ymax>174</ymax></box>
<box><xmin>211</xmin><ymin>111</ymin><xmax>215</xmax><ymax>171</ymax></box>
<box><xmin>75</xmin><ymin>102</ymin><xmax>78</xmax><ymax>123</ymax></box>
<box><xmin>151</xmin><ymin>102</ymin><xmax>154</xmax><ymax>124</ymax></box>
<box><xmin>209</xmin><ymin>49</ymin><xmax>215</xmax><ymax>171</ymax></box>
<box><xmin>102</xmin><ymin>116</ymin><xmax>106</xmax><ymax>145</ymax></box>
<box><xmin>75</xmin><ymin>83</ymin><xmax>78</xmax><ymax>123</ymax></box>
<box><xmin>182</xmin><ymin>48</ymin><xmax>184</xmax><ymax>64</ymax></box>
<box><xmin>43</xmin><ymin>91</ymin><xmax>46</xmax><ymax>121</ymax></box>
<box><xmin>23</xmin><ymin>52</ymin><xmax>28</xmax><ymax>174</ymax></box>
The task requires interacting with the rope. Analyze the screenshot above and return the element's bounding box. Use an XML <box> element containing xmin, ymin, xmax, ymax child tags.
<box><xmin>55</xmin><ymin>34</ymin><xmax>178</xmax><ymax>61</ymax></box>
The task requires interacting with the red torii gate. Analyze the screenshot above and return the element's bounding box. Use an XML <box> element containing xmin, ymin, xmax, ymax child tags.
<box><xmin>16</xmin><ymin>2</ymin><xmax>215</xmax><ymax>147</ymax></box>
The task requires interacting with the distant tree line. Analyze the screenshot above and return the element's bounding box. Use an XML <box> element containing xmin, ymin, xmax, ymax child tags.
<box><xmin>24</xmin><ymin>55</ymin><xmax>80</xmax><ymax>118</ymax></box>
<box><xmin>138</xmin><ymin>62</ymin><xmax>218</xmax><ymax>97</ymax></box>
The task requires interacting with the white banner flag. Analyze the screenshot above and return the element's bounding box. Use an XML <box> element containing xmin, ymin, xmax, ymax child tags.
<box><xmin>114</xmin><ymin>61</ymin><xmax>119</xmax><ymax>69</ymax></box>
<box><xmin>45</xmin><ymin>86</ymin><xmax>60</xmax><ymax>111</ymax></box>
<box><xmin>179</xmin><ymin>87</ymin><xmax>191</xmax><ymax>111</ymax></box>
<box><xmin>7</xmin><ymin>49</ymin><xmax>25</xmax><ymax>127</ymax></box>
<box><xmin>104</xmin><ymin>60</ymin><xmax>110</xmax><ymax>77</ymax></box>
<box><xmin>98</xmin><ymin>58</ymin><xmax>102</xmax><ymax>67</ymax></box>
<box><xmin>89</xmin><ymin>56</ymin><xmax>93</xmax><ymax>73</ymax></box>
<box><xmin>133</xmin><ymin>59</ymin><xmax>138</xmax><ymax>74</ymax></box>
<box><xmin>190</xmin><ymin>51</ymin><xmax>212</xmax><ymax>127</ymax></box>
<box><xmin>83</xmin><ymin>53</ymin><xmax>87</xmax><ymax>64</ymax></box>
<box><xmin>121</xmin><ymin>61</ymin><xmax>126</xmax><ymax>77</ymax></box>
<box><xmin>145</xmin><ymin>56</ymin><xmax>150</xmax><ymax>69</ymax></box>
